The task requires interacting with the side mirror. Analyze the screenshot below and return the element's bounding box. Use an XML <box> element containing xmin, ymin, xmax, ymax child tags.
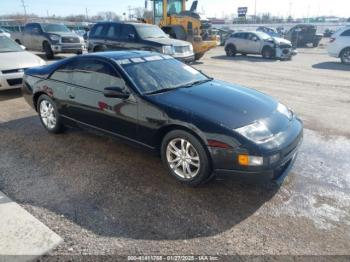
<box><xmin>128</xmin><ymin>34</ymin><xmax>135</xmax><ymax>39</ymax></box>
<box><xmin>103</xmin><ymin>86</ymin><xmax>130</xmax><ymax>99</ymax></box>
<box><xmin>252</xmin><ymin>37</ymin><xmax>258</xmax><ymax>41</ymax></box>
<box><xmin>20</xmin><ymin>45</ymin><xmax>26</xmax><ymax>50</ymax></box>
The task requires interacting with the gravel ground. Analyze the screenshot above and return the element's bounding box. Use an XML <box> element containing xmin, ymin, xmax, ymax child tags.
<box><xmin>0</xmin><ymin>43</ymin><xmax>349</xmax><ymax>258</ymax></box>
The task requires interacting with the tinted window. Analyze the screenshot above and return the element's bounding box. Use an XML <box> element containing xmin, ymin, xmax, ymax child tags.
<box><xmin>24</xmin><ymin>24</ymin><xmax>39</xmax><ymax>34</ymax></box>
<box><xmin>234</xmin><ymin>33</ymin><xmax>248</xmax><ymax>39</ymax></box>
<box><xmin>90</xmin><ymin>24</ymin><xmax>106</xmax><ymax>38</ymax></box>
<box><xmin>119</xmin><ymin>25</ymin><xmax>136</xmax><ymax>40</ymax></box>
<box><xmin>72</xmin><ymin>60</ymin><xmax>124</xmax><ymax>92</ymax></box>
<box><xmin>106</xmin><ymin>24</ymin><xmax>121</xmax><ymax>39</ymax></box>
<box><xmin>50</xmin><ymin>62</ymin><xmax>75</xmax><ymax>83</ymax></box>
<box><xmin>341</xmin><ymin>30</ymin><xmax>350</xmax><ymax>36</ymax></box>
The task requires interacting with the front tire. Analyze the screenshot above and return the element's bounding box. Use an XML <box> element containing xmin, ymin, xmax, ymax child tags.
<box><xmin>262</xmin><ymin>46</ymin><xmax>275</xmax><ymax>59</ymax></box>
<box><xmin>43</xmin><ymin>42</ymin><xmax>54</xmax><ymax>60</ymax></box>
<box><xmin>340</xmin><ymin>48</ymin><xmax>350</xmax><ymax>65</ymax></box>
<box><xmin>161</xmin><ymin>130</ymin><xmax>212</xmax><ymax>186</ymax></box>
<box><xmin>37</xmin><ymin>95</ymin><xmax>64</xmax><ymax>134</ymax></box>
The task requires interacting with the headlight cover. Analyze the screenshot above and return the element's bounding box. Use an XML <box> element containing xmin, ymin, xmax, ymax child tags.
<box><xmin>49</xmin><ymin>34</ymin><xmax>60</xmax><ymax>41</ymax></box>
<box><xmin>162</xmin><ymin>45</ymin><xmax>174</xmax><ymax>55</ymax></box>
<box><xmin>277</xmin><ymin>102</ymin><xmax>293</xmax><ymax>120</ymax></box>
<box><xmin>235</xmin><ymin>121</ymin><xmax>273</xmax><ymax>142</ymax></box>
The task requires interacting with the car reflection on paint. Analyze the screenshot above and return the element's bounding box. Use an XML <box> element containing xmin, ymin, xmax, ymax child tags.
<box><xmin>22</xmin><ymin>51</ymin><xmax>303</xmax><ymax>186</ymax></box>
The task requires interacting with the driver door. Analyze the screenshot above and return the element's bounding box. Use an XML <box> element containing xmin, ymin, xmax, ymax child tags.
<box><xmin>245</xmin><ymin>33</ymin><xmax>261</xmax><ymax>54</ymax></box>
<box><xmin>61</xmin><ymin>57</ymin><xmax>138</xmax><ymax>140</ymax></box>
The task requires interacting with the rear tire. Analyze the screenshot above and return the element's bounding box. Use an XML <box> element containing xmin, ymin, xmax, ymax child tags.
<box><xmin>37</xmin><ymin>95</ymin><xmax>64</xmax><ymax>134</ymax></box>
<box><xmin>161</xmin><ymin>130</ymin><xmax>212</xmax><ymax>187</ymax></box>
<box><xmin>225</xmin><ymin>44</ymin><xmax>236</xmax><ymax>57</ymax></box>
<box><xmin>340</xmin><ymin>48</ymin><xmax>350</xmax><ymax>65</ymax></box>
<box><xmin>43</xmin><ymin>42</ymin><xmax>54</xmax><ymax>60</ymax></box>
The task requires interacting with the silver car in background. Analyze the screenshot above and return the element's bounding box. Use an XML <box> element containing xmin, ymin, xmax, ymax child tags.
<box><xmin>0</xmin><ymin>35</ymin><xmax>45</xmax><ymax>90</ymax></box>
<box><xmin>225</xmin><ymin>31</ymin><xmax>296</xmax><ymax>60</ymax></box>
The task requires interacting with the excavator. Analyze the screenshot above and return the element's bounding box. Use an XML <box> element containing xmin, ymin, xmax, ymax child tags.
<box><xmin>143</xmin><ymin>0</ymin><xmax>217</xmax><ymax>60</ymax></box>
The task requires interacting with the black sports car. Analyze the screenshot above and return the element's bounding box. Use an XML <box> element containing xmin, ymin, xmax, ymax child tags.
<box><xmin>22</xmin><ymin>51</ymin><xmax>303</xmax><ymax>186</ymax></box>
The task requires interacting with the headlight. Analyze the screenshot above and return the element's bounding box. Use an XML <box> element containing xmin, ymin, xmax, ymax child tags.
<box><xmin>39</xmin><ymin>59</ymin><xmax>46</xmax><ymax>66</ymax></box>
<box><xmin>162</xmin><ymin>45</ymin><xmax>174</xmax><ymax>55</ymax></box>
<box><xmin>235</xmin><ymin>121</ymin><xmax>272</xmax><ymax>142</ymax></box>
<box><xmin>189</xmin><ymin>44</ymin><xmax>193</xmax><ymax>52</ymax></box>
<box><xmin>277</xmin><ymin>102</ymin><xmax>293</xmax><ymax>120</ymax></box>
<box><xmin>49</xmin><ymin>34</ymin><xmax>60</xmax><ymax>41</ymax></box>
<box><xmin>79</xmin><ymin>36</ymin><xmax>84</xmax><ymax>42</ymax></box>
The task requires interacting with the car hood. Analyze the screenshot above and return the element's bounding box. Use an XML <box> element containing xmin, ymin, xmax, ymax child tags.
<box><xmin>143</xmin><ymin>37</ymin><xmax>190</xmax><ymax>47</ymax></box>
<box><xmin>147</xmin><ymin>80</ymin><xmax>281</xmax><ymax>130</ymax></box>
<box><xmin>272</xmin><ymin>37</ymin><xmax>292</xmax><ymax>46</ymax></box>
<box><xmin>0</xmin><ymin>51</ymin><xmax>45</xmax><ymax>71</ymax></box>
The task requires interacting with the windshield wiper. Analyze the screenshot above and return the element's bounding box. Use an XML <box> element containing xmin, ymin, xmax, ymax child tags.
<box><xmin>145</xmin><ymin>78</ymin><xmax>213</xmax><ymax>96</ymax></box>
<box><xmin>173</xmin><ymin>78</ymin><xmax>213</xmax><ymax>89</ymax></box>
<box><xmin>145</xmin><ymin>88</ymin><xmax>175</xmax><ymax>95</ymax></box>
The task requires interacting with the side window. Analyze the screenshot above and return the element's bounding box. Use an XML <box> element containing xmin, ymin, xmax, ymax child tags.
<box><xmin>90</xmin><ymin>24</ymin><xmax>105</xmax><ymax>38</ymax></box>
<box><xmin>24</xmin><ymin>24</ymin><xmax>34</xmax><ymax>34</ymax></box>
<box><xmin>71</xmin><ymin>60</ymin><xmax>124</xmax><ymax>92</ymax></box>
<box><xmin>233</xmin><ymin>33</ymin><xmax>241</xmax><ymax>38</ymax></box>
<box><xmin>32</xmin><ymin>24</ymin><xmax>41</xmax><ymax>34</ymax></box>
<box><xmin>340</xmin><ymin>30</ymin><xmax>350</xmax><ymax>37</ymax></box>
<box><xmin>247</xmin><ymin>33</ymin><xmax>258</xmax><ymax>41</ymax></box>
<box><xmin>240</xmin><ymin>33</ymin><xmax>249</xmax><ymax>39</ymax></box>
<box><xmin>120</xmin><ymin>25</ymin><xmax>136</xmax><ymax>40</ymax></box>
<box><xmin>50</xmin><ymin>62</ymin><xmax>75</xmax><ymax>83</ymax></box>
<box><xmin>106</xmin><ymin>24</ymin><xmax>121</xmax><ymax>39</ymax></box>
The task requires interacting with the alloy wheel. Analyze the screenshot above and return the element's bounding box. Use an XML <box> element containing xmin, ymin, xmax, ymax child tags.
<box><xmin>342</xmin><ymin>50</ymin><xmax>350</xmax><ymax>64</ymax></box>
<box><xmin>166</xmin><ymin>138</ymin><xmax>201</xmax><ymax>179</ymax></box>
<box><xmin>39</xmin><ymin>100</ymin><xmax>57</xmax><ymax>130</ymax></box>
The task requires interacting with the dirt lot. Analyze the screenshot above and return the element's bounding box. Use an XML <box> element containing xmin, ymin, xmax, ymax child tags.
<box><xmin>0</xmin><ymin>45</ymin><xmax>349</xmax><ymax>258</ymax></box>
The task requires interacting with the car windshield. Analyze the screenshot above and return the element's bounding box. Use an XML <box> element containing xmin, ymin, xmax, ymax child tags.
<box><xmin>42</xmin><ymin>24</ymin><xmax>70</xmax><ymax>33</ymax></box>
<box><xmin>255</xmin><ymin>31</ymin><xmax>273</xmax><ymax>40</ymax></box>
<box><xmin>0</xmin><ymin>36</ymin><xmax>23</xmax><ymax>53</ymax></box>
<box><xmin>135</xmin><ymin>25</ymin><xmax>168</xmax><ymax>39</ymax></box>
<box><xmin>117</xmin><ymin>56</ymin><xmax>211</xmax><ymax>94</ymax></box>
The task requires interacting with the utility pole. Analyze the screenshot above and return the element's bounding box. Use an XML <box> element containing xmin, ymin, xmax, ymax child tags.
<box><xmin>20</xmin><ymin>0</ymin><xmax>28</xmax><ymax>23</ymax></box>
<box><xmin>85</xmin><ymin>8</ymin><xmax>89</xmax><ymax>21</ymax></box>
<box><xmin>289</xmin><ymin>2</ymin><xmax>292</xmax><ymax>17</ymax></box>
<box><xmin>254</xmin><ymin>0</ymin><xmax>257</xmax><ymax>24</ymax></box>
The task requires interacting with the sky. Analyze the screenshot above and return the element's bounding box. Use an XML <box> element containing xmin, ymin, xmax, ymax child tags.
<box><xmin>0</xmin><ymin>0</ymin><xmax>349</xmax><ymax>19</ymax></box>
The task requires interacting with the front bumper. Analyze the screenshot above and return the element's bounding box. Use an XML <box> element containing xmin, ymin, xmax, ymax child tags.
<box><xmin>275</xmin><ymin>47</ymin><xmax>297</xmax><ymax>59</ymax></box>
<box><xmin>51</xmin><ymin>43</ymin><xmax>86</xmax><ymax>54</ymax></box>
<box><xmin>209</xmin><ymin>118</ymin><xmax>303</xmax><ymax>184</ymax></box>
<box><xmin>0</xmin><ymin>72</ymin><xmax>24</xmax><ymax>90</ymax></box>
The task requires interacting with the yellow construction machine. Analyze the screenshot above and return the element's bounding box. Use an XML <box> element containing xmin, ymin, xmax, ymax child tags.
<box><xmin>144</xmin><ymin>0</ymin><xmax>217</xmax><ymax>60</ymax></box>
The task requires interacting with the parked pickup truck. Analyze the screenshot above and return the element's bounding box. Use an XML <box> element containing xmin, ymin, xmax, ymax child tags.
<box><xmin>12</xmin><ymin>23</ymin><xmax>86</xmax><ymax>59</ymax></box>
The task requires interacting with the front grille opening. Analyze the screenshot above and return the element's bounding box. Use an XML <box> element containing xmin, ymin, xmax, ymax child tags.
<box><xmin>7</xmin><ymin>78</ymin><xmax>22</xmax><ymax>86</ymax></box>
